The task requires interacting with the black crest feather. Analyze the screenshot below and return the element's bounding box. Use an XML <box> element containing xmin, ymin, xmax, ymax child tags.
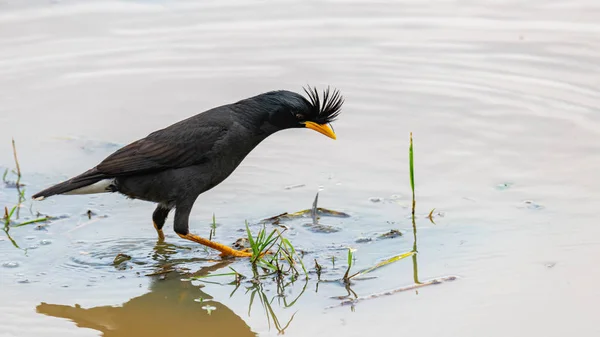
<box><xmin>302</xmin><ymin>85</ymin><xmax>344</xmax><ymax>124</ymax></box>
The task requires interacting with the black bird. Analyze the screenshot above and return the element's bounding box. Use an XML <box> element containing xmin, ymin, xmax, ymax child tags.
<box><xmin>32</xmin><ymin>86</ymin><xmax>344</xmax><ymax>257</ymax></box>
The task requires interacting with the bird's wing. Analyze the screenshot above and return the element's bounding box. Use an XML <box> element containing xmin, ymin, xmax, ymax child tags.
<box><xmin>96</xmin><ymin>125</ymin><xmax>225</xmax><ymax>176</ymax></box>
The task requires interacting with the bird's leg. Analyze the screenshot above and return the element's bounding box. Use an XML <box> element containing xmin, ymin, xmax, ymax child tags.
<box><xmin>173</xmin><ymin>203</ymin><xmax>252</xmax><ymax>258</ymax></box>
<box><xmin>177</xmin><ymin>233</ymin><xmax>253</xmax><ymax>257</ymax></box>
<box><xmin>152</xmin><ymin>205</ymin><xmax>171</xmax><ymax>242</ymax></box>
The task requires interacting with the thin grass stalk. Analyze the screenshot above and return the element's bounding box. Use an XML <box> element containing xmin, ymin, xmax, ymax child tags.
<box><xmin>411</xmin><ymin>214</ymin><xmax>420</xmax><ymax>284</ymax></box>
<box><xmin>11</xmin><ymin>138</ymin><xmax>21</xmax><ymax>187</ymax></box>
<box><xmin>348</xmin><ymin>250</ymin><xmax>414</xmax><ymax>280</ymax></box>
<box><xmin>11</xmin><ymin>139</ymin><xmax>24</xmax><ymax>219</ymax></box>
<box><xmin>409</xmin><ymin>132</ymin><xmax>415</xmax><ymax>216</ymax></box>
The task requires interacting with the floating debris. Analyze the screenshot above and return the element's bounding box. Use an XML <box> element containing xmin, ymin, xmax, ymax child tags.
<box><xmin>369</xmin><ymin>197</ymin><xmax>383</xmax><ymax>203</ymax></box>
<box><xmin>232</xmin><ymin>237</ymin><xmax>249</xmax><ymax>250</ymax></box>
<box><xmin>113</xmin><ymin>253</ymin><xmax>132</xmax><ymax>266</ymax></box>
<box><xmin>261</xmin><ymin>193</ymin><xmax>350</xmax><ymax>226</ymax></box>
<box><xmin>261</xmin><ymin>208</ymin><xmax>350</xmax><ymax>224</ymax></box>
<box><xmin>39</xmin><ymin>239</ymin><xmax>52</xmax><ymax>246</ymax></box>
<box><xmin>378</xmin><ymin>229</ymin><xmax>403</xmax><ymax>239</ymax></box>
<box><xmin>284</xmin><ymin>184</ymin><xmax>305</xmax><ymax>190</ymax></box>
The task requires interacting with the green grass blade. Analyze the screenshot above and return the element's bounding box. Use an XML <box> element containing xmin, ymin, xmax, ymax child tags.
<box><xmin>282</xmin><ymin>237</ymin><xmax>307</xmax><ymax>275</ymax></box>
<box><xmin>258</xmin><ymin>258</ymin><xmax>278</xmax><ymax>271</ymax></box>
<box><xmin>245</xmin><ymin>221</ymin><xmax>257</xmax><ymax>254</ymax></box>
<box><xmin>347</xmin><ymin>248</ymin><xmax>353</xmax><ymax>267</ymax></box>
<box><xmin>259</xmin><ymin>236</ymin><xmax>278</xmax><ymax>256</ymax></box>
<box><xmin>8</xmin><ymin>205</ymin><xmax>17</xmax><ymax>219</ymax></box>
<box><xmin>13</xmin><ymin>217</ymin><xmax>48</xmax><ymax>227</ymax></box>
<box><xmin>349</xmin><ymin>251</ymin><xmax>414</xmax><ymax>279</ymax></box>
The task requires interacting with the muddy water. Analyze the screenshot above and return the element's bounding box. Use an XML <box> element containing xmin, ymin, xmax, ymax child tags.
<box><xmin>2</xmin><ymin>0</ymin><xmax>600</xmax><ymax>336</ymax></box>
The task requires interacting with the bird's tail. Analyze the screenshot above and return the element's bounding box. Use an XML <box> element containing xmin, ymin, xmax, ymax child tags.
<box><xmin>31</xmin><ymin>168</ymin><xmax>113</xmax><ymax>201</ymax></box>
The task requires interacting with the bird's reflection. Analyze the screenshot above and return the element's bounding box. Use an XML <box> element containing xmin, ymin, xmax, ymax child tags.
<box><xmin>36</xmin><ymin>245</ymin><xmax>258</xmax><ymax>337</ymax></box>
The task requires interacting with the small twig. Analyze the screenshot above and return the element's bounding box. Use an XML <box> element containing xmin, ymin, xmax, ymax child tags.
<box><xmin>326</xmin><ymin>275</ymin><xmax>459</xmax><ymax>309</ymax></box>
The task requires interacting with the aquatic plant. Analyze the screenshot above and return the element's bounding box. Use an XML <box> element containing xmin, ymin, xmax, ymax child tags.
<box><xmin>2</xmin><ymin>139</ymin><xmax>49</xmax><ymax>249</ymax></box>
<box><xmin>209</xmin><ymin>213</ymin><xmax>216</xmax><ymax>240</ymax></box>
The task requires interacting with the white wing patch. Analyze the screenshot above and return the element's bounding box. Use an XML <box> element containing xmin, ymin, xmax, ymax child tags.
<box><xmin>63</xmin><ymin>179</ymin><xmax>115</xmax><ymax>195</ymax></box>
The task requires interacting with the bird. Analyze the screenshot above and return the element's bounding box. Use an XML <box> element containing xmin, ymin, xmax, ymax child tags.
<box><xmin>32</xmin><ymin>86</ymin><xmax>344</xmax><ymax>257</ymax></box>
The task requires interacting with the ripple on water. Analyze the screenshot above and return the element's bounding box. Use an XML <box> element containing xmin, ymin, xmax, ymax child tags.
<box><xmin>2</xmin><ymin>261</ymin><xmax>20</xmax><ymax>268</ymax></box>
<box><xmin>63</xmin><ymin>239</ymin><xmax>152</xmax><ymax>270</ymax></box>
<box><xmin>58</xmin><ymin>238</ymin><xmax>201</xmax><ymax>281</ymax></box>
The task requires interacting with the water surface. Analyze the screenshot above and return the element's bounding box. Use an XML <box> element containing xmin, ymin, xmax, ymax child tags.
<box><xmin>2</xmin><ymin>1</ymin><xmax>600</xmax><ymax>336</ymax></box>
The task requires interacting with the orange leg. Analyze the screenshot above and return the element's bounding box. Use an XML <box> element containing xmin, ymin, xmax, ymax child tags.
<box><xmin>177</xmin><ymin>233</ymin><xmax>252</xmax><ymax>257</ymax></box>
<box><xmin>153</xmin><ymin>222</ymin><xmax>165</xmax><ymax>241</ymax></box>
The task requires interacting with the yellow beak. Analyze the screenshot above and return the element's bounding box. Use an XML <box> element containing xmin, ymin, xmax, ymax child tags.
<box><xmin>303</xmin><ymin>121</ymin><xmax>337</xmax><ymax>140</ymax></box>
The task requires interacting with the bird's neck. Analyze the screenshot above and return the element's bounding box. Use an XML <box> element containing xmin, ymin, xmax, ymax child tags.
<box><xmin>231</xmin><ymin>101</ymin><xmax>281</xmax><ymax>137</ymax></box>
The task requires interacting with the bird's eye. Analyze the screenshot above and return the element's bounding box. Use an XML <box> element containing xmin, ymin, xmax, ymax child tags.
<box><xmin>295</xmin><ymin>113</ymin><xmax>305</xmax><ymax>120</ymax></box>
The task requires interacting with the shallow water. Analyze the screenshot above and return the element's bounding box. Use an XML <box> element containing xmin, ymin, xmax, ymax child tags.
<box><xmin>2</xmin><ymin>0</ymin><xmax>600</xmax><ymax>336</ymax></box>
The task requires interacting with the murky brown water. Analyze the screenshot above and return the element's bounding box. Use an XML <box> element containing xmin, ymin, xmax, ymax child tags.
<box><xmin>2</xmin><ymin>0</ymin><xmax>600</xmax><ymax>336</ymax></box>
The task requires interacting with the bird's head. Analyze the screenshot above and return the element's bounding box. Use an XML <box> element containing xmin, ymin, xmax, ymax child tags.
<box><xmin>249</xmin><ymin>86</ymin><xmax>344</xmax><ymax>139</ymax></box>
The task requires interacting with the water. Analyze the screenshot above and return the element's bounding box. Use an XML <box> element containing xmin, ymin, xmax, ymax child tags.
<box><xmin>2</xmin><ymin>0</ymin><xmax>600</xmax><ymax>336</ymax></box>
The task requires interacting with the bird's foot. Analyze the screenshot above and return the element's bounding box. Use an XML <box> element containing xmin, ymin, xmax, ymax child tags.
<box><xmin>177</xmin><ymin>233</ymin><xmax>252</xmax><ymax>258</ymax></box>
<box><xmin>153</xmin><ymin>222</ymin><xmax>165</xmax><ymax>242</ymax></box>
